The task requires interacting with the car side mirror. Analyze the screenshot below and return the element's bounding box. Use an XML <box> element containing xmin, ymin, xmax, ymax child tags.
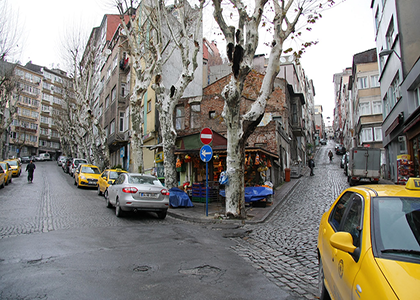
<box><xmin>330</xmin><ymin>232</ymin><xmax>356</xmax><ymax>254</ymax></box>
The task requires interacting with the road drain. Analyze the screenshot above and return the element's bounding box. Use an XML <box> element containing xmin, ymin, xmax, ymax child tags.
<box><xmin>133</xmin><ymin>265</ymin><xmax>152</xmax><ymax>272</ymax></box>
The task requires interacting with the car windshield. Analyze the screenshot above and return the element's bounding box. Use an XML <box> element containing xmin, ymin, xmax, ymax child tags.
<box><xmin>109</xmin><ymin>171</ymin><xmax>124</xmax><ymax>180</ymax></box>
<box><xmin>128</xmin><ymin>175</ymin><xmax>162</xmax><ymax>186</ymax></box>
<box><xmin>7</xmin><ymin>160</ymin><xmax>18</xmax><ymax>166</ymax></box>
<box><xmin>372</xmin><ymin>197</ymin><xmax>420</xmax><ymax>262</ymax></box>
<box><xmin>81</xmin><ymin>166</ymin><xmax>100</xmax><ymax>174</ymax></box>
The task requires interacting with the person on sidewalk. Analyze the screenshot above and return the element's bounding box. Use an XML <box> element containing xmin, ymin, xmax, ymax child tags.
<box><xmin>308</xmin><ymin>157</ymin><xmax>315</xmax><ymax>176</ymax></box>
<box><xmin>26</xmin><ymin>160</ymin><xmax>36</xmax><ymax>183</ymax></box>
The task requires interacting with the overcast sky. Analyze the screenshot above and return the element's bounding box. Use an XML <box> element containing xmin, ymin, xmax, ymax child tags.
<box><xmin>10</xmin><ymin>0</ymin><xmax>376</xmax><ymax>124</ymax></box>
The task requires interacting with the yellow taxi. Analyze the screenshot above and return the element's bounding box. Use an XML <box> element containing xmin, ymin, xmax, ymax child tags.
<box><xmin>97</xmin><ymin>168</ymin><xmax>127</xmax><ymax>196</ymax></box>
<box><xmin>0</xmin><ymin>164</ymin><xmax>5</xmax><ymax>188</ymax></box>
<box><xmin>5</xmin><ymin>159</ymin><xmax>21</xmax><ymax>177</ymax></box>
<box><xmin>0</xmin><ymin>161</ymin><xmax>13</xmax><ymax>185</ymax></box>
<box><xmin>317</xmin><ymin>178</ymin><xmax>420</xmax><ymax>300</ymax></box>
<box><xmin>74</xmin><ymin>164</ymin><xmax>101</xmax><ymax>188</ymax></box>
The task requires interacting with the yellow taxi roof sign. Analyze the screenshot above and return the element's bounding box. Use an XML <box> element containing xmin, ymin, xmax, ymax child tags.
<box><xmin>406</xmin><ymin>178</ymin><xmax>420</xmax><ymax>190</ymax></box>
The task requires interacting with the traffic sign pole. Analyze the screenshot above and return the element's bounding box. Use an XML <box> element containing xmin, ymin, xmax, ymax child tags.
<box><xmin>206</xmin><ymin>161</ymin><xmax>208</xmax><ymax>216</ymax></box>
<box><xmin>200</xmin><ymin>145</ymin><xmax>213</xmax><ymax>216</ymax></box>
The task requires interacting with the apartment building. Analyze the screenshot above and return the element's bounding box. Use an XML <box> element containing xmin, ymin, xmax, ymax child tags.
<box><xmin>371</xmin><ymin>0</ymin><xmax>420</xmax><ymax>181</ymax></box>
<box><xmin>350</xmin><ymin>48</ymin><xmax>383</xmax><ymax>149</ymax></box>
<box><xmin>7</xmin><ymin>62</ymin><xmax>71</xmax><ymax>159</ymax></box>
<box><xmin>333</xmin><ymin>68</ymin><xmax>352</xmax><ymax>148</ymax></box>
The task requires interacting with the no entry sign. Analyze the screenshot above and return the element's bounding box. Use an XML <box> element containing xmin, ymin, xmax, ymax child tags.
<box><xmin>200</xmin><ymin>128</ymin><xmax>213</xmax><ymax>144</ymax></box>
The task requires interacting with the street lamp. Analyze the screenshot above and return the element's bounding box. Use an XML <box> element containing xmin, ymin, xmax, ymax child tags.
<box><xmin>379</xmin><ymin>49</ymin><xmax>401</xmax><ymax>61</ymax></box>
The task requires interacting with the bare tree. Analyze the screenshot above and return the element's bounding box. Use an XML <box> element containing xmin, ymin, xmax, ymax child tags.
<box><xmin>116</xmin><ymin>0</ymin><xmax>203</xmax><ymax>188</ymax></box>
<box><xmin>0</xmin><ymin>60</ymin><xmax>17</xmax><ymax>159</ymax></box>
<box><xmin>212</xmin><ymin>0</ymin><xmax>336</xmax><ymax>218</ymax></box>
<box><xmin>0</xmin><ymin>0</ymin><xmax>22</xmax><ymax>61</ymax></box>
<box><xmin>58</xmin><ymin>27</ymin><xmax>110</xmax><ymax>168</ymax></box>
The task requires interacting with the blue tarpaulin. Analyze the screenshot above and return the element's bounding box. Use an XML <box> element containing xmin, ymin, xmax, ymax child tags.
<box><xmin>169</xmin><ymin>187</ymin><xmax>194</xmax><ymax>207</ymax></box>
<box><xmin>219</xmin><ymin>186</ymin><xmax>273</xmax><ymax>202</ymax></box>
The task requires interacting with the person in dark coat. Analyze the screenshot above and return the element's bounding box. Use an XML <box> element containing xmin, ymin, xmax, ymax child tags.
<box><xmin>308</xmin><ymin>157</ymin><xmax>315</xmax><ymax>176</ymax></box>
<box><xmin>26</xmin><ymin>160</ymin><xmax>36</xmax><ymax>183</ymax></box>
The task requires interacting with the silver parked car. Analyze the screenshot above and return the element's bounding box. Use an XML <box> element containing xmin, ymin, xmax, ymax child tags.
<box><xmin>105</xmin><ymin>173</ymin><xmax>169</xmax><ymax>219</ymax></box>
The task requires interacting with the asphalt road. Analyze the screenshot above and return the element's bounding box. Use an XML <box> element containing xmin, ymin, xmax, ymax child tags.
<box><xmin>0</xmin><ymin>161</ymin><xmax>301</xmax><ymax>300</ymax></box>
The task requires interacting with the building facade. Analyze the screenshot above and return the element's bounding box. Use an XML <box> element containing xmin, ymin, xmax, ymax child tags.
<box><xmin>371</xmin><ymin>0</ymin><xmax>420</xmax><ymax>182</ymax></box>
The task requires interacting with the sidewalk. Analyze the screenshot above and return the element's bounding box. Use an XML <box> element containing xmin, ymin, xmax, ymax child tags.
<box><xmin>167</xmin><ymin>174</ymin><xmax>303</xmax><ymax>225</ymax></box>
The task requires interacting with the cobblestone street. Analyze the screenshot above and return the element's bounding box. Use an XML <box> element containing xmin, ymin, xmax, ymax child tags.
<box><xmin>231</xmin><ymin>141</ymin><xmax>350</xmax><ymax>299</ymax></box>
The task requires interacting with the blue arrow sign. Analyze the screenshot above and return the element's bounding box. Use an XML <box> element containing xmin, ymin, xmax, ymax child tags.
<box><xmin>200</xmin><ymin>145</ymin><xmax>213</xmax><ymax>162</ymax></box>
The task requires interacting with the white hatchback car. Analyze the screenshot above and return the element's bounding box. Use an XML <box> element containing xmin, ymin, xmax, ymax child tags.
<box><xmin>105</xmin><ymin>173</ymin><xmax>169</xmax><ymax>219</ymax></box>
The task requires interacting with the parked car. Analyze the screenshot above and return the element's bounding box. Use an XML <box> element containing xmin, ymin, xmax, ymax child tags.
<box><xmin>63</xmin><ymin>157</ymin><xmax>73</xmax><ymax>173</ymax></box>
<box><xmin>20</xmin><ymin>156</ymin><xmax>31</xmax><ymax>164</ymax></box>
<box><xmin>335</xmin><ymin>145</ymin><xmax>346</xmax><ymax>155</ymax></box>
<box><xmin>57</xmin><ymin>156</ymin><xmax>67</xmax><ymax>166</ymax></box>
<box><xmin>74</xmin><ymin>164</ymin><xmax>101</xmax><ymax>188</ymax></box>
<box><xmin>317</xmin><ymin>177</ymin><xmax>420</xmax><ymax>300</ymax></box>
<box><xmin>97</xmin><ymin>168</ymin><xmax>127</xmax><ymax>196</ymax></box>
<box><xmin>0</xmin><ymin>161</ymin><xmax>12</xmax><ymax>185</ymax></box>
<box><xmin>340</xmin><ymin>152</ymin><xmax>349</xmax><ymax>168</ymax></box>
<box><xmin>38</xmin><ymin>153</ymin><xmax>51</xmax><ymax>161</ymax></box>
<box><xmin>105</xmin><ymin>173</ymin><xmax>169</xmax><ymax>219</ymax></box>
<box><xmin>69</xmin><ymin>158</ymin><xmax>88</xmax><ymax>177</ymax></box>
<box><xmin>319</xmin><ymin>139</ymin><xmax>327</xmax><ymax>145</ymax></box>
<box><xmin>343</xmin><ymin>152</ymin><xmax>349</xmax><ymax>176</ymax></box>
<box><xmin>5</xmin><ymin>159</ymin><xmax>21</xmax><ymax>177</ymax></box>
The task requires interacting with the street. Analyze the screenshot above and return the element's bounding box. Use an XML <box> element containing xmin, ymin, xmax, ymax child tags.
<box><xmin>0</xmin><ymin>141</ymin><xmax>350</xmax><ymax>300</ymax></box>
<box><xmin>0</xmin><ymin>160</ymin><xmax>299</xmax><ymax>300</ymax></box>
<box><xmin>231</xmin><ymin>140</ymin><xmax>352</xmax><ymax>299</ymax></box>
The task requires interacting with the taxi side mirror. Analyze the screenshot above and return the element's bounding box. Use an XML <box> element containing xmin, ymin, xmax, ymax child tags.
<box><xmin>330</xmin><ymin>232</ymin><xmax>356</xmax><ymax>254</ymax></box>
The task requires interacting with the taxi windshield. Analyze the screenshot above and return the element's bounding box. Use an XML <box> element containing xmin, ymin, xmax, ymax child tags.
<box><xmin>372</xmin><ymin>197</ymin><xmax>420</xmax><ymax>262</ymax></box>
<box><xmin>109</xmin><ymin>171</ymin><xmax>123</xmax><ymax>180</ymax></box>
<box><xmin>7</xmin><ymin>160</ymin><xmax>18</xmax><ymax>166</ymax></box>
<box><xmin>81</xmin><ymin>166</ymin><xmax>100</xmax><ymax>174</ymax></box>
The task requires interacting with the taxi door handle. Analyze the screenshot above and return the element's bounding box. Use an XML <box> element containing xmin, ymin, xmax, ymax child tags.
<box><xmin>332</xmin><ymin>249</ymin><xmax>338</xmax><ymax>262</ymax></box>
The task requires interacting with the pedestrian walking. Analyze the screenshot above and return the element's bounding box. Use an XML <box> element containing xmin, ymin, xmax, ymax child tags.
<box><xmin>26</xmin><ymin>160</ymin><xmax>36</xmax><ymax>183</ymax></box>
<box><xmin>308</xmin><ymin>157</ymin><xmax>315</xmax><ymax>176</ymax></box>
<box><xmin>328</xmin><ymin>150</ymin><xmax>333</xmax><ymax>162</ymax></box>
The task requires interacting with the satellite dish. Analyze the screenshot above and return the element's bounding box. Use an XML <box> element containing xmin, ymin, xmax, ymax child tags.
<box><xmin>288</xmin><ymin>56</ymin><xmax>294</xmax><ymax>62</ymax></box>
<box><xmin>280</xmin><ymin>57</ymin><xmax>286</xmax><ymax>63</ymax></box>
<box><xmin>104</xmin><ymin>49</ymin><xmax>112</xmax><ymax>56</ymax></box>
<box><xmin>121</xmin><ymin>29</ymin><xmax>127</xmax><ymax>36</ymax></box>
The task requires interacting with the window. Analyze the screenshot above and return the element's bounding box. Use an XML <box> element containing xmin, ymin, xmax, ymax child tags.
<box><xmin>358</xmin><ymin>77</ymin><xmax>368</xmax><ymax>89</ymax></box>
<box><xmin>119</xmin><ymin>112</ymin><xmax>125</xmax><ymax>132</ymax></box>
<box><xmin>209</xmin><ymin>111</ymin><xmax>216</xmax><ymax>119</ymax></box>
<box><xmin>359</xmin><ymin>102</ymin><xmax>371</xmax><ymax>116</ymax></box>
<box><xmin>370</xmin><ymin>75</ymin><xmax>380</xmax><ymax>87</ymax></box>
<box><xmin>175</xmin><ymin>106</ymin><xmax>185</xmax><ymax>130</ymax></box>
<box><xmin>147</xmin><ymin>100</ymin><xmax>152</xmax><ymax>112</ymax></box>
<box><xmin>121</xmin><ymin>83</ymin><xmax>127</xmax><ymax>97</ymax></box>
<box><xmin>374</xmin><ymin>127</ymin><xmax>382</xmax><ymax>141</ymax></box>
<box><xmin>414</xmin><ymin>87</ymin><xmax>420</xmax><ymax>109</ymax></box>
<box><xmin>361</xmin><ymin>128</ymin><xmax>373</xmax><ymax>142</ymax></box>
<box><xmin>111</xmin><ymin>86</ymin><xmax>117</xmax><ymax>102</ymax></box>
<box><xmin>389</xmin><ymin>73</ymin><xmax>400</xmax><ymax>109</ymax></box>
<box><xmin>340</xmin><ymin>195</ymin><xmax>363</xmax><ymax>249</ymax></box>
<box><xmin>372</xmin><ymin>101</ymin><xmax>382</xmax><ymax>114</ymax></box>
<box><xmin>98</xmin><ymin>104</ymin><xmax>103</xmax><ymax>117</ymax></box>
<box><xmin>106</xmin><ymin>66</ymin><xmax>111</xmax><ymax>80</ymax></box>
<box><xmin>105</xmin><ymin>95</ymin><xmax>110</xmax><ymax>108</ymax></box>
<box><xmin>113</xmin><ymin>55</ymin><xmax>118</xmax><ymax>70</ymax></box>
<box><xmin>386</xmin><ymin>18</ymin><xmax>396</xmax><ymax>49</ymax></box>
<box><xmin>110</xmin><ymin>119</ymin><xmax>115</xmax><ymax>135</ymax></box>
<box><xmin>329</xmin><ymin>192</ymin><xmax>354</xmax><ymax>231</ymax></box>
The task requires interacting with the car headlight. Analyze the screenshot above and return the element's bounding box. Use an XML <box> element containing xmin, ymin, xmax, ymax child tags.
<box><xmin>80</xmin><ymin>175</ymin><xmax>86</xmax><ymax>180</ymax></box>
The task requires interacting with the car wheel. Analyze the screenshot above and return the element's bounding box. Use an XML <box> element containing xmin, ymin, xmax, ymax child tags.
<box><xmin>0</xmin><ymin>181</ymin><xmax>4</xmax><ymax>189</ymax></box>
<box><xmin>105</xmin><ymin>191</ymin><xmax>113</xmax><ymax>208</ymax></box>
<box><xmin>74</xmin><ymin>179</ymin><xmax>77</xmax><ymax>185</ymax></box>
<box><xmin>98</xmin><ymin>186</ymin><xmax>102</xmax><ymax>196</ymax></box>
<box><xmin>115</xmin><ymin>200</ymin><xmax>124</xmax><ymax>218</ymax></box>
<box><xmin>318</xmin><ymin>258</ymin><xmax>331</xmax><ymax>300</ymax></box>
<box><xmin>156</xmin><ymin>210</ymin><xmax>167</xmax><ymax>219</ymax></box>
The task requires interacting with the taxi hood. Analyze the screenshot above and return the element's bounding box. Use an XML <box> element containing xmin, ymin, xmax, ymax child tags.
<box><xmin>376</xmin><ymin>258</ymin><xmax>420</xmax><ymax>298</ymax></box>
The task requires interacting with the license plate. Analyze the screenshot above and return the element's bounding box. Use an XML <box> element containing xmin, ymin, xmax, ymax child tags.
<box><xmin>141</xmin><ymin>193</ymin><xmax>156</xmax><ymax>197</ymax></box>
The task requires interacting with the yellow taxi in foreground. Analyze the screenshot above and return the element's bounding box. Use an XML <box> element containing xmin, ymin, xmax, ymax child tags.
<box><xmin>97</xmin><ymin>168</ymin><xmax>127</xmax><ymax>196</ymax></box>
<box><xmin>0</xmin><ymin>161</ymin><xmax>12</xmax><ymax>185</ymax></box>
<box><xmin>317</xmin><ymin>178</ymin><xmax>420</xmax><ymax>300</ymax></box>
<box><xmin>74</xmin><ymin>164</ymin><xmax>101</xmax><ymax>188</ymax></box>
<box><xmin>5</xmin><ymin>159</ymin><xmax>21</xmax><ymax>177</ymax></box>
